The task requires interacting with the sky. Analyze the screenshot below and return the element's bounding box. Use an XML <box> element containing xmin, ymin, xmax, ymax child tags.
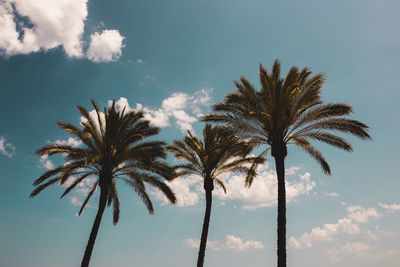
<box><xmin>1</xmin><ymin>0</ymin><xmax>400</xmax><ymax>266</ymax></box>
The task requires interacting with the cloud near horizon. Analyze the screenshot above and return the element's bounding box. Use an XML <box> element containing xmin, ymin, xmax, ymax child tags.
<box><xmin>183</xmin><ymin>235</ymin><xmax>264</xmax><ymax>252</ymax></box>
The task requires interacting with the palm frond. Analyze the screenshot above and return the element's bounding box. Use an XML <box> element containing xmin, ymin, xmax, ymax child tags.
<box><xmin>78</xmin><ymin>181</ymin><xmax>98</xmax><ymax>216</ymax></box>
<box><xmin>296</xmin><ymin>118</ymin><xmax>371</xmax><ymax>140</ymax></box>
<box><xmin>30</xmin><ymin>177</ymin><xmax>60</xmax><ymax>198</ymax></box>
<box><xmin>119</xmin><ymin>177</ymin><xmax>154</xmax><ymax>214</ymax></box>
<box><xmin>60</xmin><ymin>172</ymin><xmax>95</xmax><ymax>198</ymax></box>
<box><xmin>294</xmin><ymin>131</ymin><xmax>352</xmax><ymax>151</ymax></box>
<box><xmin>214</xmin><ymin>178</ymin><xmax>226</xmax><ymax>194</ymax></box>
<box><xmin>294</xmin><ymin>139</ymin><xmax>331</xmax><ymax>174</ymax></box>
<box><xmin>110</xmin><ymin>180</ymin><xmax>120</xmax><ymax>225</ymax></box>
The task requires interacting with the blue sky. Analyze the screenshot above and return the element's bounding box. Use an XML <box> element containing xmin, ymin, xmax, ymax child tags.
<box><xmin>1</xmin><ymin>0</ymin><xmax>400</xmax><ymax>266</ymax></box>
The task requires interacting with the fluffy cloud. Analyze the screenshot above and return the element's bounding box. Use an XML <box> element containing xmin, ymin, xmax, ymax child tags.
<box><xmin>0</xmin><ymin>0</ymin><xmax>87</xmax><ymax>57</ymax></box>
<box><xmin>213</xmin><ymin>164</ymin><xmax>315</xmax><ymax>210</ymax></box>
<box><xmin>347</xmin><ymin>205</ymin><xmax>380</xmax><ymax>223</ymax></box>
<box><xmin>183</xmin><ymin>235</ymin><xmax>264</xmax><ymax>251</ymax></box>
<box><xmin>0</xmin><ymin>0</ymin><xmax>125</xmax><ymax>62</ymax></box>
<box><xmin>151</xmin><ymin>175</ymin><xmax>203</xmax><ymax>207</ymax></box>
<box><xmin>0</xmin><ymin>136</ymin><xmax>15</xmax><ymax>157</ymax></box>
<box><xmin>289</xmin><ymin>205</ymin><xmax>380</xmax><ymax>249</ymax></box>
<box><xmin>152</xmin><ymin>163</ymin><xmax>316</xmax><ymax>209</ymax></box>
<box><xmin>111</xmin><ymin>88</ymin><xmax>212</xmax><ymax>133</ymax></box>
<box><xmin>86</xmin><ymin>30</ymin><xmax>125</xmax><ymax>62</ymax></box>
<box><xmin>223</xmin><ymin>235</ymin><xmax>264</xmax><ymax>251</ymax></box>
<box><xmin>379</xmin><ymin>203</ymin><xmax>400</xmax><ymax>212</ymax></box>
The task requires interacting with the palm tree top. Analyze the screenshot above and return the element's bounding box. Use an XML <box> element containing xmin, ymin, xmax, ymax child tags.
<box><xmin>31</xmin><ymin>99</ymin><xmax>176</xmax><ymax>223</ymax></box>
<box><xmin>168</xmin><ymin>124</ymin><xmax>265</xmax><ymax>191</ymax></box>
<box><xmin>203</xmin><ymin>59</ymin><xmax>371</xmax><ymax>176</ymax></box>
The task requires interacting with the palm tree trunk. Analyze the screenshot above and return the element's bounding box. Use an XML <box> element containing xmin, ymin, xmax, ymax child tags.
<box><xmin>197</xmin><ymin>178</ymin><xmax>213</xmax><ymax>267</ymax></box>
<box><xmin>81</xmin><ymin>188</ymin><xmax>108</xmax><ymax>267</ymax></box>
<box><xmin>274</xmin><ymin>155</ymin><xmax>286</xmax><ymax>267</ymax></box>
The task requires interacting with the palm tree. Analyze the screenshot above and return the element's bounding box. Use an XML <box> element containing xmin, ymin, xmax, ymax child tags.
<box><xmin>30</xmin><ymin>100</ymin><xmax>177</xmax><ymax>267</ymax></box>
<box><xmin>203</xmin><ymin>60</ymin><xmax>371</xmax><ymax>267</ymax></box>
<box><xmin>168</xmin><ymin>124</ymin><xmax>264</xmax><ymax>267</ymax></box>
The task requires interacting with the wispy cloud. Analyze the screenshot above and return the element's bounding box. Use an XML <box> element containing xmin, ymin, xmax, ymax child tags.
<box><xmin>0</xmin><ymin>136</ymin><xmax>15</xmax><ymax>157</ymax></box>
<box><xmin>326</xmin><ymin>242</ymin><xmax>397</xmax><ymax>263</ymax></box>
<box><xmin>379</xmin><ymin>203</ymin><xmax>400</xmax><ymax>212</ymax></box>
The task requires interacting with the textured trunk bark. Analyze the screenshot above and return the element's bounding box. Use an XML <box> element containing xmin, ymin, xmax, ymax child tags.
<box><xmin>197</xmin><ymin>178</ymin><xmax>213</xmax><ymax>267</ymax></box>
<box><xmin>274</xmin><ymin>155</ymin><xmax>286</xmax><ymax>267</ymax></box>
<box><xmin>81</xmin><ymin>188</ymin><xmax>108</xmax><ymax>267</ymax></box>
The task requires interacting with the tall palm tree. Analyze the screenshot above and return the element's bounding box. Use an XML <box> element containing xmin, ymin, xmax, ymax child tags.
<box><xmin>168</xmin><ymin>124</ymin><xmax>264</xmax><ymax>267</ymax></box>
<box><xmin>30</xmin><ymin>100</ymin><xmax>177</xmax><ymax>267</ymax></box>
<box><xmin>203</xmin><ymin>60</ymin><xmax>371</xmax><ymax>267</ymax></box>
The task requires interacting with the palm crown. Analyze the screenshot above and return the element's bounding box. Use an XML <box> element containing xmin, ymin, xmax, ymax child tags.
<box><xmin>31</xmin><ymin>100</ymin><xmax>176</xmax><ymax>267</ymax></box>
<box><xmin>168</xmin><ymin>124</ymin><xmax>264</xmax><ymax>191</ymax></box>
<box><xmin>204</xmin><ymin>60</ymin><xmax>371</xmax><ymax>178</ymax></box>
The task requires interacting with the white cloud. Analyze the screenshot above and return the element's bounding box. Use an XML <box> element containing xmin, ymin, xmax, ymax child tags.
<box><xmin>80</xmin><ymin>109</ymin><xmax>105</xmax><ymax>133</ymax></box>
<box><xmin>0</xmin><ymin>136</ymin><xmax>15</xmax><ymax>157</ymax></box>
<box><xmin>213</xmin><ymin>164</ymin><xmax>316</xmax><ymax>210</ymax></box>
<box><xmin>0</xmin><ymin>1</ymin><xmax>125</xmax><ymax>62</ymax></box>
<box><xmin>379</xmin><ymin>203</ymin><xmax>400</xmax><ymax>212</ymax></box>
<box><xmin>182</xmin><ymin>238</ymin><xmax>219</xmax><ymax>250</ymax></box>
<box><xmin>347</xmin><ymin>205</ymin><xmax>380</xmax><ymax>223</ymax></box>
<box><xmin>223</xmin><ymin>235</ymin><xmax>264</xmax><ymax>251</ymax></box>
<box><xmin>153</xmin><ymin>163</ymin><xmax>315</xmax><ymax>209</ymax></box>
<box><xmin>183</xmin><ymin>235</ymin><xmax>264</xmax><ymax>252</ymax></box>
<box><xmin>151</xmin><ymin>175</ymin><xmax>203</xmax><ymax>207</ymax></box>
<box><xmin>0</xmin><ymin>0</ymin><xmax>87</xmax><ymax>57</ymax></box>
<box><xmin>86</xmin><ymin>29</ymin><xmax>125</xmax><ymax>63</ymax></box>
<box><xmin>111</xmin><ymin>88</ymin><xmax>212</xmax><ymax>133</ymax></box>
<box><xmin>54</xmin><ymin>137</ymin><xmax>82</xmax><ymax>147</ymax></box>
<box><xmin>63</xmin><ymin>175</ymin><xmax>97</xmax><ymax>207</ymax></box>
<box><xmin>39</xmin><ymin>154</ymin><xmax>55</xmax><ymax>170</ymax></box>
<box><xmin>109</xmin><ymin>97</ymin><xmax>132</xmax><ymax>113</ymax></box>
<box><xmin>289</xmin><ymin>205</ymin><xmax>380</xmax><ymax>249</ymax></box>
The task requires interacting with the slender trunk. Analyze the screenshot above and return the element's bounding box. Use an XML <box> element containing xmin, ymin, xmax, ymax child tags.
<box><xmin>81</xmin><ymin>188</ymin><xmax>108</xmax><ymax>267</ymax></box>
<box><xmin>274</xmin><ymin>155</ymin><xmax>286</xmax><ymax>267</ymax></box>
<box><xmin>197</xmin><ymin>178</ymin><xmax>213</xmax><ymax>267</ymax></box>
